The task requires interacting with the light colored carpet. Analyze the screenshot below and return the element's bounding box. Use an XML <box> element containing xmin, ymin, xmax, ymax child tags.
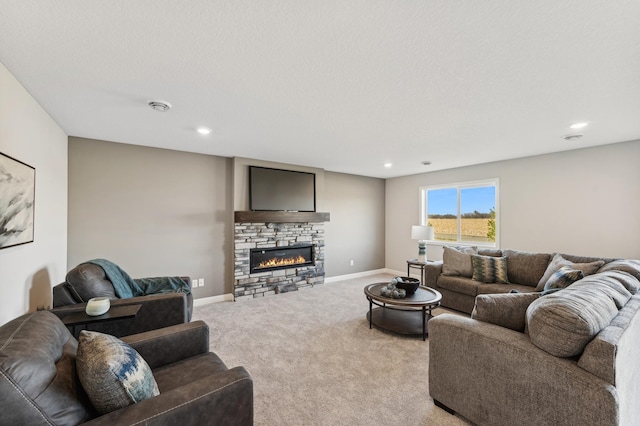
<box><xmin>193</xmin><ymin>273</ymin><xmax>470</xmax><ymax>426</ymax></box>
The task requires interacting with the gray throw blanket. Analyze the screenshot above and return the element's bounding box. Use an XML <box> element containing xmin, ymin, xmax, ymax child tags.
<box><xmin>88</xmin><ymin>259</ymin><xmax>191</xmax><ymax>299</ymax></box>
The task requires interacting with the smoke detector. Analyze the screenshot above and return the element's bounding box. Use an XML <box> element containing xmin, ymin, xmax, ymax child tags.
<box><xmin>563</xmin><ymin>134</ymin><xmax>583</xmax><ymax>141</ymax></box>
<box><xmin>147</xmin><ymin>100</ymin><xmax>172</xmax><ymax>112</ymax></box>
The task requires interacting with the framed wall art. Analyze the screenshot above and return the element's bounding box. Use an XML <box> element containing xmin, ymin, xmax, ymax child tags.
<box><xmin>0</xmin><ymin>152</ymin><xmax>35</xmax><ymax>249</ymax></box>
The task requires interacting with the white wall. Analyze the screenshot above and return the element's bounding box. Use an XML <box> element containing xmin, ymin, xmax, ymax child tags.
<box><xmin>386</xmin><ymin>140</ymin><xmax>640</xmax><ymax>273</ymax></box>
<box><xmin>0</xmin><ymin>63</ymin><xmax>68</xmax><ymax>325</ymax></box>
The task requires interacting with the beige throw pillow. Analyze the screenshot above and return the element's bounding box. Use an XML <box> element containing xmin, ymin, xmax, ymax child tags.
<box><xmin>441</xmin><ymin>246</ymin><xmax>478</xmax><ymax>277</ymax></box>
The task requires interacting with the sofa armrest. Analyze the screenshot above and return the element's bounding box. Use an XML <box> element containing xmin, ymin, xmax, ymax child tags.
<box><xmin>50</xmin><ymin>293</ymin><xmax>189</xmax><ymax>337</ymax></box>
<box><xmin>429</xmin><ymin>314</ymin><xmax>618</xmax><ymax>426</ymax></box>
<box><xmin>122</xmin><ymin>321</ymin><xmax>209</xmax><ymax>369</ymax></box>
<box><xmin>82</xmin><ymin>366</ymin><xmax>253</xmax><ymax>426</ymax></box>
<box><xmin>424</xmin><ymin>261</ymin><xmax>443</xmax><ymax>287</ymax></box>
<box><xmin>110</xmin><ymin>294</ymin><xmax>189</xmax><ymax>333</ymax></box>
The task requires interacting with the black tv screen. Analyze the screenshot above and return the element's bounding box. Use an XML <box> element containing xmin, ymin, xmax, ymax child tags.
<box><xmin>249</xmin><ymin>166</ymin><xmax>316</xmax><ymax>212</ymax></box>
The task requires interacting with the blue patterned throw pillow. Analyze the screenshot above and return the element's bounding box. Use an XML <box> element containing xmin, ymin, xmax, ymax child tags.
<box><xmin>543</xmin><ymin>266</ymin><xmax>584</xmax><ymax>291</ymax></box>
<box><xmin>76</xmin><ymin>330</ymin><xmax>160</xmax><ymax>414</ymax></box>
<box><xmin>471</xmin><ymin>254</ymin><xmax>509</xmax><ymax>283</ymax></box>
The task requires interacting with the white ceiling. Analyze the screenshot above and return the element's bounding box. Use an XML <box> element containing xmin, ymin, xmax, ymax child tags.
<box><xmin>1</xmin><ymin>1</ymin><xmax>639</xmax><ymax>178</ymax></box>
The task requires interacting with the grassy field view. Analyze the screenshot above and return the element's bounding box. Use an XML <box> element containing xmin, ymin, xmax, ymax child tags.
<box><xmin>429</xmin><ymin>218</ymin><xmax>494</xmax><ymax>243</ymax></box>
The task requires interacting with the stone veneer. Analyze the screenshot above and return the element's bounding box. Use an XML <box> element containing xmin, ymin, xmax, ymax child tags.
<box><xmin>234</xmin><ymin>222</ymin><xmax>325</xmax><ymax>300</ymax></box>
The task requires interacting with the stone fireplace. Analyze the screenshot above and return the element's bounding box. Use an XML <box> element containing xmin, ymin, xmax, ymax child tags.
<box><xmin>233</xmin><ymin>211</ymin><xmax>329</xmax><ymax>301</ymax></box>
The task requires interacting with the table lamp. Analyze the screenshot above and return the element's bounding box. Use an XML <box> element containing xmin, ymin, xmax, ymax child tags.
<box><xmin>411</xmin><ymin>225</ymin><xmax>435</xmax><ymax>262</ymax></box>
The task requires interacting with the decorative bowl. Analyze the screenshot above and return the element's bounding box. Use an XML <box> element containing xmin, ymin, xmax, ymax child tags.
<box><xmin>85</xmin><ymin>297</ymin><xmax>110</xmax><ymax>316</ymax></box>
<box><xmin>394</xmin><ymin>277</ymin><xmax>420</xmax><ymax>295</ymax></box>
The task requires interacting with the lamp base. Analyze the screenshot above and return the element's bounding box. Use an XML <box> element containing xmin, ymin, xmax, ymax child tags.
<box><xmin>417</xmin><ymin>241</ymin><xmax>427</xmax><ymax>262</ymax></box>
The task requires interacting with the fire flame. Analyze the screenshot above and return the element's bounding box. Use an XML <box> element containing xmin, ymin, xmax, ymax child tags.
<box><xmin>258</xmin><ymin>255</ymin><xmax>307</xmax><ymax>269</ymax></box>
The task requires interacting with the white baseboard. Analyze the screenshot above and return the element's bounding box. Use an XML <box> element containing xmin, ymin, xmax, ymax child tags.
<box><xmin>194</xmin><ymin>268</ymin><xmax>422</xmax><ymax>305</ymax></box>
<box><xmin>193</xmin><ymin>293</ymin><xmax>234</xmax><ymax>307</ymax></box>
<box><xmin>326</xmin><ymin>268</ymin><xmax>423</xmax><ymax>282</ymax></box>
<box><xmin>325</xmin><ymin>269</ymin><xmax>398</xmax><ymax>283</ymax></box>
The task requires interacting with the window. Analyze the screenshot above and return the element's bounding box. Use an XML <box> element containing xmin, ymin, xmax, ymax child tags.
<box><xmin>420</xmin><ymin>179</ymin><xmax>498</xmax><ymax>246</ymax></box>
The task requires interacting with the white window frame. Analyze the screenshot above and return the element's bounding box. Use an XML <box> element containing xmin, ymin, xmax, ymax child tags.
<box><xmin>419</xmin><ymin>178</ymin><xmax>499</xmax><ymax>248</ymax></box>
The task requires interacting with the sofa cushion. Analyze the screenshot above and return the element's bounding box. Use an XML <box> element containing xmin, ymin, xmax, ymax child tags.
<box><xmin>543</xmin><ymin>266</ymin><xmax>584</xmax><ymax>291</ymax></box>
<box><xmin>76</xmin><ymin>330</ymin><xmax>160</xmax><ymax>414</ymax></box>
<box><xmin>476</xmin><ymin>282</ymin><xmax>538</xmax><ymax>295</ymax></box>
<box><xmin>437</xmin><ymin>275</ymin><xmax>479</xmax><ymax>297</ymax></box>
<box><xmin>471</xmin><ymin>255</ymin><xmax>509</xmax><ymax>284</ymax></box>
<box><xmin>472</xmin><ymin>292</ymin><xmax>542</xmax><ymax>332</ymax></box>
<box><xmin>597</xmin><ymin>259</ymin><xmax>640</xmax><ymax>282</ymax></box>
<box><xmin>527</xmin><ymin>271</ymin><xmax>632</xmax><ymax>357</ymax></box>
<box><xmin>536</xmin><ymin>253</ymin><xmax>605</xmax><ymax>291</ymax></box>
<box><xmin>503</xmin><ymin>249</ymin><xmax>551</xmax><ymax>287</ymax></box>
<box><xmin>442</xmin><ymin>246</ymin><xmax>477</xmax><ymax>277</ymax></box>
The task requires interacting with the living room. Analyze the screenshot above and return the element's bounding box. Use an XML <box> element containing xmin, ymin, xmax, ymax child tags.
<box><xmin>1</xmin><ymin>2</ymin><xmax>640</xmax><ymax>425</ymax></box>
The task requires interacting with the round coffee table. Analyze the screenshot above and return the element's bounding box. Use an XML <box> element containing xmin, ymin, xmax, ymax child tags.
<box><xmin>364</xmin><ymin>283</ymin><xmax>442</xmax><ymax>341</ymax></box>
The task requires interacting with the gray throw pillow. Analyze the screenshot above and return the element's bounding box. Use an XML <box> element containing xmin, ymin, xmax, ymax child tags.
<box><xmin>76</xmin><ymin>330</ymin><xmax>160</xmax><ymax>414</ymax></box>
<box><xmin>441</xmin><ymin>246</ymin><xmax>477</xmax><ymax>277</ymax></box>
<box><xmin>543</xmin><ymin>266</ymin><xmax>584</xmax><ymax>291</ymax></box>
<box><xmin>536</xmin><ymin>254</ymin><xmax>605</xmax><ymax>291</ymax></box>
<box><xmin>472</xmin><ymin>292</ymin><xmax>541</xmax><ymax>332</ymax></box>
<box><xmin>471</xmin><ymin>254</ymin><xmax>509</xmax><ymax>284</ymax></box>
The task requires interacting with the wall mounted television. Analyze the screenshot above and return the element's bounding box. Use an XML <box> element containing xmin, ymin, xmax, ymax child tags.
<box><xmin>249</xmin><ymin>166</ymin><xmax>316</xmax><ymax>212</ymax></box>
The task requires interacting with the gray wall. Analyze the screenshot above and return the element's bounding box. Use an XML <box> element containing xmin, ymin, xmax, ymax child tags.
<box><xmin>385</xmin><ymin>140</ymin><xmax>640</xmax><ymax>273</ymax></box>
<box><xmin>0</xmin><ymin>63</ymin><xmax>68</xmax><ymax>325</ymax></box>
<box><xmin>324</xmin><ymin>171</ymin><xmax>386</xmax><ymax>276</ymax></box>
<box><xmin>68</xmin><ymin>137</ymin><xmax>232</xmax><ymax>298</ymax></box>
<box><xmin>68</xmin><ymin>141</ymin><xmax>385</xmax><ymax>298</ymax></box>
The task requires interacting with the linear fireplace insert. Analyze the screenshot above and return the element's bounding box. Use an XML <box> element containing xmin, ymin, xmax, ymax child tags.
<box><xmin>250</xmin><ymin>245</ymin><xmax>314</xmax><ymax>273</ymax></box>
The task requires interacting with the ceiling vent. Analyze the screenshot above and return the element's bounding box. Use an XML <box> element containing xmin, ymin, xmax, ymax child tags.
<box><xmin>147</xmin><ymin>100</ymin><xmax>172</xmax><ymax>112</ymax></box>
<box><xmin>563</xmin><ymin>134</ymin><xmax>583</xmax><ymax>141</ymax></box>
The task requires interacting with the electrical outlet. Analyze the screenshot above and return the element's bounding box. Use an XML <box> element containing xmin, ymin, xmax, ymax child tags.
<box><xmin>192</xmin><ymin>279</ymin><xmax>198</xmax><ymax>288</ymax></box>
<box><xmin>350</xmin><ymin>259</ymin><xmax>354</xmax><ymax>266</ymax></box>
<box><xmin>198</xmin><ymin>278</ymin><xmax>205</xmax><ymax>287</ymax></box>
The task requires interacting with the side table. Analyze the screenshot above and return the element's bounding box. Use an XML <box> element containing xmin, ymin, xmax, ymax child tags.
<box><xmin>406</xmin><ymin>259</ymin><xmax>432</xmax><ymax>284</ymax></box>
<box><xmin>52</xmin><ymin>304</ymin><xmax>142</xmax><ymax>338</ymax></box>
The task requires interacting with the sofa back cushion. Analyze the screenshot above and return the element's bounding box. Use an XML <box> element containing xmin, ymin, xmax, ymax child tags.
<box><xmin>0</xmin><ymin>311</ymin><xmax>90</xmax><ymax>425</ymax></box>
<box><xmin>503</xmin><ymin>249</ymin><xmax>551</xmax><ymax>287</ymax></box>
<box><xmin>441</xmin><ymin>246</ymin><xmax>477</xmax><ymax>277</ymax></box>
<box><xmin>66</xmin><ymin>263</ymin><xmax>117</xmax><ymax>302</ymax></box>
<box><xmin>527</xmin><ymin>271</ymin><xmax>633</xmax><ymax>357</ymax></box>
<box><xmin>472</xmin><ymin>292</ymin><xmax>541</xmax><ymax>332</ymax></box>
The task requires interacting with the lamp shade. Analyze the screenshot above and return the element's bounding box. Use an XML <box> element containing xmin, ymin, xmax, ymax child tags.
<box><xmin>411</xmin><ymin>225</ymin><xmax>434</xmax><ymax>240</ymax></box>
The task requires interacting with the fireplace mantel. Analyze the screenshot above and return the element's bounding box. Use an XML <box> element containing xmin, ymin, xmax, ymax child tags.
<box><xmin>234</xmin><ymin>211</ymin><xmax>330</xmax><ymax>223</ymax></box>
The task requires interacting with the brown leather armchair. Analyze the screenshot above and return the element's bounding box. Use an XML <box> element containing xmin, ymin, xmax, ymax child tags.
<box><xmin>52</xmin><ymin>262</ymin><xmax>193</xmax><ymax>337</ymax></box>
<box><xmin>0</xmin><ymin>311</ymin><xmax>253</xmax><ymax>425</ymax></box>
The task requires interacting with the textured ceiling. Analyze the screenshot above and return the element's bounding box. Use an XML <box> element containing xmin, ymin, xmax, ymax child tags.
<box><xmin>1</xmin><ymin>1</ymin><xmax>639</xmax><ymax>178</ymax></box>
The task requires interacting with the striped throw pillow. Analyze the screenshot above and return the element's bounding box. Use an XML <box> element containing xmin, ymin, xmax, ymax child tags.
<box><xmin>471</xmin><ymin>254</ymin><xmax>509</xmax><ymax>284</ymax></box>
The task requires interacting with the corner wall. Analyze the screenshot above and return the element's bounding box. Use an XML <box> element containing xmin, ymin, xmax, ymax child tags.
<box><xmin>0</xmin><ymin>63</ymin><xmax>68</xmax><ymax>325</ymax></box>
<box><xmin>68</xmin><ymin>137</ymin><xmax>232</xmax><ymax>297</ymax></box>
<box><xmin>385</xmin><ymin>140</ymin><xmax>640</xmax><ymax>273</ymax></box>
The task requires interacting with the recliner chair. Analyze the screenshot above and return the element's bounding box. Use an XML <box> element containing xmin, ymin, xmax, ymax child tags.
<box><xmin>52</xmin><ymin>261</ymin><xmax>193</xmax><ymax>337</ymax></box>
<box><xmin>0</xmin><ymin>310</ymin><xmax>253</xmax><ymax>425</ymax></box>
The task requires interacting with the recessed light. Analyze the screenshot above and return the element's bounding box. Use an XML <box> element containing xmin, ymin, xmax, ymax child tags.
<box><xmin>421</xmin><ymin>161</ymin><xmax>432</xmax><ymax>166</ymax></box>
<box><xmin>570</xmin><ymin>122</ymin><xmax>589</xmax><ymax>129</ymax></box>
<box><xmin>197</xmin><ymin>127</ymin><xmax>211</xmax><ymax>135</ymax></box>
<box><xmin>384</xmin><ymin>163</ymin><xmax>393</xmax><ymax>168</ymax></box>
